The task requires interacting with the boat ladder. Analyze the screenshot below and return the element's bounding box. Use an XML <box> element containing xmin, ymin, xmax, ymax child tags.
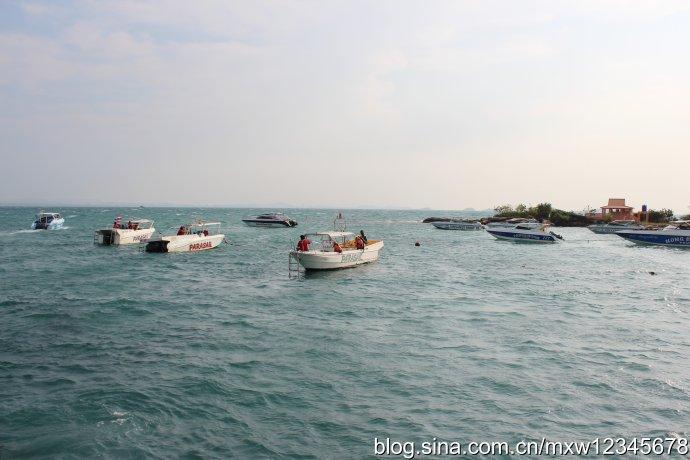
<box><xmin>288</xmin><ymin>253</ymin><xmax>303</xmax><ymax>279</ymax></box>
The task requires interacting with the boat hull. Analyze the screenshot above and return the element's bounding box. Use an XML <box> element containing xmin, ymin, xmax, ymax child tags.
<box><xmin>31</xmin><ymin>218</ymin><xmax>65</xmax><ymax>230</ymax></box>
<box><xmin>95</xmin><ymin>228</ymin><xmax>155</xmax><ymax>245</ymax></box>
<box><xmin>615</xmin><ymin>229</ymin><xmax>690</xmax><ymax>247</ymax></box>
<box><xmin>432</xmin><ymin>222</ymin><xmax>483</xmax><ymax>230</ymax></box>
<box><xmin>291</xmin><ymin>241</ymin><xmax>383</xmax><ymax>270</ymax></box>
<box><xmin>146</xmin><ymin>234</ymin><xmax>225</xmax><ymax>253</ymax></box>
<box><xmin>486</xmin><ymin>228</ymin><xmax>557</xmax><ymax>243</ymax></box>
<box><xmin>242</xmin><ymin>219</ymin><xmax>295</xmax><ymax>228</ymax></box>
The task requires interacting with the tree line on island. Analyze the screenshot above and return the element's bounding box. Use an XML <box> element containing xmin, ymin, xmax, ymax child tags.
<box><xmin>492</xmin><ymin>203</ymin><xmax>680</xmax><ymax>227</ymax></box>
<box><xmin>423</xmin><ymin>204</ymin><xmax>685</xmax><ymax>227</ymax></box>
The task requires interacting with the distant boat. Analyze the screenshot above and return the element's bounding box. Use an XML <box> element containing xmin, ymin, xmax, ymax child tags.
<box><xmin>486</xmin><ymin>224</ymin><xmax>562</xmax><ymax>243</ymax></box>
<box><xmin>615</xmin><ymin>221</ymin><xmax>690</xmax><ymax>247</ymax></box>
<box><xmin>31</xmin><ymin>211</ymin><xmax>64</xmax><ymax>230</ymax></box>
<box><xmin>588</xmin><ymin>220</ymin><xmax>644</xmax><ymax>234</ymax></box>
<box><xmin>242</xmin><ymin>212</ymin><xmax>297</xmax><ymax>228</ymax></box>
<box><xmin>94</xmin><ymin>218</ymin><xmax>155</xmax><ymax>245</ymax></box>
<box><xmin>145</xmin><ymin>221</ymin><xmax>224</xmax><ymax>253</ymax></box>
<box><xmin>431</xmin><ymin>220</ymin><xmax>483</xmax><ymax>230</ymax></box>
<box><xmin>486</xmin><ymin>218</ymin><xmax>540</xmax><ymax>229</ymax></box>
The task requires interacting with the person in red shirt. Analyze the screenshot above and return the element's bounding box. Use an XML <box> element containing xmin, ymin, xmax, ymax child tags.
<box><xmin>296</xmin><ymin>235</ymin><xmax>311</xmax><ymax>251</ymax></box>
<box><xmin>333</xmin><ymin>241</ymin><xmax>343</xmax><ymax>253</ymax></box>
<box><xmin>355</xmin><ymin>235</ymin><xmax>365</xmax><ymax>250</ymax></box>
<box><xmin>177</xmin><ymin>226</ymin><xmax>187</xmax><ymax>236</ymax></box>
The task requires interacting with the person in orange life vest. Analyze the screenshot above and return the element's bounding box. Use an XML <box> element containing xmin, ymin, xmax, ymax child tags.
<box><xmin>177</xmin><ymin>226</ymin><xmax>187</xmax><ymax>236</ymax></box>
<box><xmin>296</xmin><ymin>235</ymin><xmax>310</xmax><ymax>251</ymax></box>
<box><xmin>355</xmin><ymin>235</ymin><xmax>365</xmax><ymax>250</ymax></box>
<box><xmin>333</xmin><ymin>241</ymin><xmax>343</xmax><ymax>253</ymax></box>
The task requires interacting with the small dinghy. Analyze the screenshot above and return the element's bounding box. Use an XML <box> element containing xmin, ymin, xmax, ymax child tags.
<box><xmin>94</xmin><ymin>217</ymin><xmax>156</xmax><ymax>245</ymax></box>
<box><xmin>242</xmin><ymin>212</ymin><xmax>297</xmax><ymax>227</ymax></box>
<box><xmin>31</xmin><ymin>211</ymin><xmax>64</xmax><ymax>230</ymax></box>
<box><xmin>145</xmin><ymin>221</ymin><xmax>225</xmax><ymax>253</ymax></box>
<box><xmin>615</xmin><ymin>221</ymin><xmax>690</xmax><ymax>247</ymax></box>
<box><xmin>486</xmin><ymin>224</ymin><xmax>562</xmax><ymax>243</ymax></box>
<box><xmin>431</xmin><ymin>219</ymin><xmax>483</xmax><ymax>230</ymax></box>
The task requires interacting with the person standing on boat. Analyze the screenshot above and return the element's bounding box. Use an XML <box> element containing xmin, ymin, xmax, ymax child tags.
<box><xmin>355</xmin><ymin>235</ymin><xmax>365</xmax><ymax>250</ymax></box>
<box><xmin>297</xmin><ymin>235</ymin><xmax>310</xmax><ymax>251</ymax></box>
<box><xmin>359</xmin><ymin>230</ymin><xmax>368</xmax><ymax>244</ymax></box>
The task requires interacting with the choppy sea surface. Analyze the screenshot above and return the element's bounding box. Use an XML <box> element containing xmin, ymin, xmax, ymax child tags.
<box><xmin>1</xmin><ymin>207</ymin><xmax>689</xmax><ymax>458</ymax></box>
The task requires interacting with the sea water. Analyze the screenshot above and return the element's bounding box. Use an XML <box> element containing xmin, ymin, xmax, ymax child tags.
<box><xmin>1</xmin><ymin>207</ymin><xmax>689</xmax><ymax>458</ymax></box>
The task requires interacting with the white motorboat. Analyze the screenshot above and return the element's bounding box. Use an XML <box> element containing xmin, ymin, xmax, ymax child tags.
<box><xmin>31</xmin><ymin>211</ymin><xmax>64</xmax><ymax>230</ymax></box>
<box><xmin>486</xmin><ymin>218</ymin><xmax>541</xmax><ymax>229</ymax></box>
<box><xmin>587</xmin><ymin>220</ymin><xmax>644</xmax><ymax>234</ymax></box>
<box><xmin>145</xmin><ymin>221</ymin><xmax>225</xmax><ymax>253</ymax></box>
<box><xmin>289</xmin><ymin>232</ymin><xmax>383</xmax><ymax>270</ymax></box>
<box><xmin>615</xmin><ymin>221</ymin><xmax>690</xmax><ymax>247</ymax></box>
<box><xmin>486</xmin><ymin>224</ymin><xmax>562</xmax><ymax>243</ymax></box>
<box><xmin>431</xmin><ymin>220</ymin><xmax>483</xmax><ymax>230</ymax></box>
<box><xmin>242</xmin><ymin>212</ymin><xmax>297</xmax><ymax>227</ymax></box>
<box><xmin>94</xmin><ymin>218</ymin><xmax>155</xmax><ymax>245</ymax></box>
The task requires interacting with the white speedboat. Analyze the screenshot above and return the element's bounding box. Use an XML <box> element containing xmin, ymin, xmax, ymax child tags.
<box><xmin>431</xmin><ymin>219</ymin><xmax>483</xmax><ymax>230</ymax></box>
<box><xmin>31</xmin><ymin>211</ymin><xmax>64</xmax><ymax>230</ymax></box>
<box><xmin>615</xmin><ymin>221</ymin><xmax>690</xmax><ymax>247</ymax></box>
<box><xmin>588</xmin><ymin>220</ymin><xmax>644</xmax><ymax>234</ymax></box>
<box><xmin>486</xmin><ymin>218</ymin><xmax>540</xmax><ymax>229</ymax></box>
<box><xmin>242</xmin><ymin>212</ymin><xmax>297</xmax><ymax>227</ymax></box>
<box><xmin>94</xmin><ymin>218</ymin><xmax>155</xmax><ymax>245</ymax></box>
<box><xmin>145</xmin><ymin>221</ymin><xmax>225</xmax><ymax>253</ymax></box>
<box><xmin>486</xmin><ymin>224</ymin><xmax>562</xmax><ymax>243</ymax></box>
<box><xmin>289</xmin><ymin>232</ymin><xmax>383</xmax><ymax>270</ymax></box>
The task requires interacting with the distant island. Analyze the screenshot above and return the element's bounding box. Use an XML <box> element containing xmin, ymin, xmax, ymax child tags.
<box><xmin>424</xmin><ymin>200</ymin><xmax>687</xmax><ymax>227</ymax></box>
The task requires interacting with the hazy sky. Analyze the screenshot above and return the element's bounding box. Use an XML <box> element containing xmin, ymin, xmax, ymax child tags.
<box><xmin>1</xmin><ymin>1</ymin><xmax>689</xmax><ymax>212</ymax></box>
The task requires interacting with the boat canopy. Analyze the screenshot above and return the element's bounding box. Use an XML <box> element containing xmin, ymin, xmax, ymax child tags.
<box><xmin>37</xmin><ymin>211</ymin><xmax>60</xmax><ymax>218</ymax></box>
<box><xmin>309</xmin><ymin>231</ymin><xmax>354</xmax><ymax>239</ymax></box>
<box><xmin>188</xmin><ymin>221</ymin><xmax>221</xmax><ymax>228</ymax></box>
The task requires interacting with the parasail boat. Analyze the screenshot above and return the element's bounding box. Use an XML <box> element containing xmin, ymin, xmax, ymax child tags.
<box><xmin>486</xmin><ymin>224</ymin><xmax>562</xmax><ymax>243</ymax></box>
<box><xmin>145</xmin><ymin>221</ymin><xmax>225</xmax><ymax>253</ymax></box>
<box><xmin>587</xmin><ymin>220</ymin><xmax>645</xmax><ymax>234</ymax></box>
<box><xmin>289</xmin><ymin>232</ymin><xmax>383</xmax><ymax>270</ymax></box>
<box><xmin>94</xmin><ymin>218</ymin><xmax>155</xmax><ymax>245</ymax></box>
<box><xmin>615</xmin><ymin>221</ymin><xmax>690</xmax><ymax>247</ymax></box>
<box><xmin>31</xmin><ymin>211</ymin><xmax>64</xmax><ymax>230</ymax></box>
<box><xmin>431</xmin><ymin>219</ymin><xmax>483</xmax><ymax>230</ymax></box>
<box><xmin>242</xmin><ymin>212</ymin><xmax>297</xmax><ymax>227</ymax></box>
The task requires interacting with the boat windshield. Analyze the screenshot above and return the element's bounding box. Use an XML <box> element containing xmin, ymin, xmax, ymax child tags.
<box><xmin>187</xmin><ymin>222</ymin><xmax>221</xmax><ymax>235</ymax></box>
<box><xmin>257</xmin><ymin>213</ymin><xmax>284</xmax><ymax>219</ymax></box>
<box><xmin>304</xmin><ymin>232</ymin><xmax>354</xmax><ymax>250</ymax></box>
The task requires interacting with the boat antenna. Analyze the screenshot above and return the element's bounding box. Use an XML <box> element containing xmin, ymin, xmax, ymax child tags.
<box><xmin>334</xmin><ymin>212</ymin><xmax>346</xmax><ymax>231</ymax></box>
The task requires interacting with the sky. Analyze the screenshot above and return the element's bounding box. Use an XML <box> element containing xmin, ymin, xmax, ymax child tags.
<box><xmin>1</xmin><ymin>0</ymin><xmax>689</xmax><ymax>213</ymax></box>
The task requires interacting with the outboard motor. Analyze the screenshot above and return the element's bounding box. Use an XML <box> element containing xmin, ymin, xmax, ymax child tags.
<box><xmin>145</xmin><ymin>240</ymin><xmax>169</xmax><ymax>253</ymax></box>
<box><xmin>101</xmin><ymin>230</ymin><xmax>115</xmax><ymax>245</ymax></box>
<box><xmin>550</xmin><ymin>231</ymin><xmax>564</xmax><ymax>240</ymax></box>
<box><xmin>34</xmin><ymin>220</ymin><xmax>48</xmax><ymax>230</ymax></box>
<box><xmin>287</xmin><ymin>219</ymin><xmax>298</xmax><ymax>227</ymax></box>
